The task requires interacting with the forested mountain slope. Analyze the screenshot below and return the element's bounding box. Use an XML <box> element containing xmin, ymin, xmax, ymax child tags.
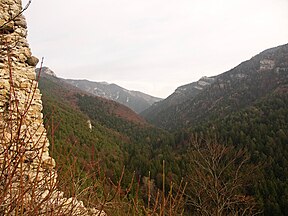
<box><xmin>142</xmin><ymin>43</ymin><xmax>288</xmax><ymax>215</ymax></box>
<box><xmin>37</xmin><ymin>43</ymin><xmax>288</xmax><ymax>215</ymax></box>
<box><xmin>64</xmin><ymin>78</ymin><xmax>162</xmax><ymax>113</ymax></box>
<box><xmin>142</xmin><ymin>43</ymin><xmax>288</xmax><ymax>131</ymax></box>
<box><xmin>192</xmin><ymin>90</ymin><xmax>288</xmax><ymax>215</ymax></box>
<box><xmin>141</xmin><ymin>76</ymin><xmax>215</xmax><ymax>123</ymax></box>
<box><xmin>38</xmin><ymin>73</ymin><xmax>179</xmax><ymax>186</ymax></box>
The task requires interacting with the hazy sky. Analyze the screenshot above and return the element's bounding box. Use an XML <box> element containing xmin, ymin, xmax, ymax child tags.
<box><xmin>23</xmin><ymin>0</ymin><xmax>288</xmax><ymax>98</ymax></box>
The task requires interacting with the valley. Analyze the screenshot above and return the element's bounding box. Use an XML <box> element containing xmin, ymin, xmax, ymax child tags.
<box><xmin>38</xmin><ymin>43</ymin><xmax>288</xmax><ymax>215</ymax></box>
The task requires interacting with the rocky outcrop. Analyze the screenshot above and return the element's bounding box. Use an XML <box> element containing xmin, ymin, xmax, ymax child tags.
<box><xmin>259</xmin><ymin>59</ymin><xmax>275</xmax><ymax>71</ymax></box>
<box><xmin>0</xmin><ymin>0</ymin><xmax>105</xmax><ymax>215</ymax></box>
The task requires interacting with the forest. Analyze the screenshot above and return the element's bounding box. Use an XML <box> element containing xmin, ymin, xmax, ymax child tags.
<box><xmin>38</xmin><ymin>69</ymin><xmax>288</xmax><ymax>215</ymax></box>
<box><xmin>1</xmin><ymin>0</ymin><xmax>287</xmax><ymax>215</ymax></box>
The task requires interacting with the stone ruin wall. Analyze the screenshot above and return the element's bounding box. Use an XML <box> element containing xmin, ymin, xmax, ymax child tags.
<box><xmin>0</xmin><ymin>0</ymin><xmax>105</xmax><ymax>215</ymax></box>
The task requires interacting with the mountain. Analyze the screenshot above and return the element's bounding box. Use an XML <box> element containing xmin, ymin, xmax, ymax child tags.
<box><xmin>39</xmin><ymin>67</ymin><xmax>57</xmax><ymax>77</ymax></box>
<box><xmin>141</xmin><ymin>43</ymin><xmax>288</xmax><ymax>130</ymax></box>
<box><xmin>38</xmin><ymin>68</ymin><xmax>147</xmax><ymax>125</ymax></box>
<box><xmin>141</xmin><ymin>76</ymin><xmax>215</xmax><ymax>124</ymax></box>
<box><xmin>37</xmin><ymin>44</ymin><xmax>288</xmax><ymax>215</ymax></box>
<box><xmin>37</xmin><ymin>70</ymin><xmax>180</xmax><ymax>187</ymax></box>
<box><xmin>62</xmin><ymin>78</ymin><xmax>162</xmax><ymax>113</ymax></box>
<box><xmin>141</xmin><ymin>43</ymin><xmax>288</xmax><ymax>215</ymax></box>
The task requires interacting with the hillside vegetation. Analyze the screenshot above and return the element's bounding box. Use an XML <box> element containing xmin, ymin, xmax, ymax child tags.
<box><xmin>39</xmin><ymin>74</ymin><xmax>185</xmax><ymax>214</ymax></box>
<box><xmin>141</xmin><ymin>43</ymin><xmax>288</xmax><ymax>215</ymax></box>
<box><xmin>39</xmin><ymin>43</ymin><xmax>288</xmax><ymax>215</ymax></box>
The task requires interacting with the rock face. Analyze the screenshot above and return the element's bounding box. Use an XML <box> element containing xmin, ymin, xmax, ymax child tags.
<box><xmin>0</xmin><ymin>0</ymin><xmax>105</xmax><ymax>215</ymax></box>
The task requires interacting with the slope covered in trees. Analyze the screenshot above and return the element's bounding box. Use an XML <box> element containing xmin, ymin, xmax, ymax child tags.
<box><xmin>38</xmin><ymin>71</ymin><xmax>264</xmax><ymax>215</ymax></box>
<box><xmin>141</xmin><ymin>43</ymin><xmax>288</xmax><ymax>215</ymax></box>
<box><xmin>192</xmin><ymin>91</ymin><xmax>288</xmax><ymax>215</ymax></box>
<box><xmin>142</xmin><ymin>43</ymin><xmax>288</xmax><ymax>131</ymax></box>
<box><xmin>37</xmin><ymin>43</ymin><xmax>288</xmax><ymax>215</ymax></box>
<box><xmin>63</xmin><ymin>78</ymin><xmax>162</xmax><ymax>113</ymax></box>
<box><xmin>38</xmin><ymin>73</ymin><xmax>181</xmax><ymax>196</ymax></box>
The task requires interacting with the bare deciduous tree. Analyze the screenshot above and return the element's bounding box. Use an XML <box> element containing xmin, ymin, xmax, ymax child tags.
<box><xmin>186</xmin><ymin>136</ymin><xmax>261</xmax><ymax>216</ymax></box>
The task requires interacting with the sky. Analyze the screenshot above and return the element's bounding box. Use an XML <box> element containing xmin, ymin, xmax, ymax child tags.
<box><xmin>23</xmin><ymin>0</ymin><xmax>288</xmax><ymax>98</ymax></box>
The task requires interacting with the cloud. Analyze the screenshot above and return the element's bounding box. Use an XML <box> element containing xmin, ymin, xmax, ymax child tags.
<box><xmin>24</xmin><ymin>0</ymin><xmax>288</xmax><ymax>97</ymax></box>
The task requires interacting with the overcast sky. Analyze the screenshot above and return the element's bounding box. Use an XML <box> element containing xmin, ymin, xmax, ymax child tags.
<box><xmin>23</xmin><ymin>0</ymin><xmax>288</xmax><ymax>98</ymax></box>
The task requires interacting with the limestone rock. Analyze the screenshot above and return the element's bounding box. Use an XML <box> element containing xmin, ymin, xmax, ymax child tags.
<box><xmin>0</xmin><ymin>18</ymin><xmax>14</xmax><ymax>33</ymax></box>
<box><xmin>0</xmin><ymin>62</ymin><xmax>5</xmax><ymax>69</ymax></box>
<box><xmin>26</xmin><ymin>55</ymin><xmax>39</xmax><ymax>66</ymax></box>
<box><xmin>14</xmin><ymin>16</ymin><xmax>27</xmax><ymax>28</ymax></box>
<box><xmin>0</xmin><ymin>0</ymin><xmax>106</xmax><ymax>215</ymax></box>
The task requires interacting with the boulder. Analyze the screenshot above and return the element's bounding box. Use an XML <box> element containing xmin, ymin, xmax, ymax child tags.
<box><xmin>26</xmin><ymin>55</ymin><xmax>39</xmax><ymax>66</ymax></box>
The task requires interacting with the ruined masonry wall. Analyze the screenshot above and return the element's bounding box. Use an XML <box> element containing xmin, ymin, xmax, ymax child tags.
<box><xmin>0</xmin><ymin>0</ymin><xmax>55</xmax><ymax>173</ymax></box>
<box><xmin>0</xmin><ymin>0</ymin><xmax>105</xmax><ymax>215</ymax></box>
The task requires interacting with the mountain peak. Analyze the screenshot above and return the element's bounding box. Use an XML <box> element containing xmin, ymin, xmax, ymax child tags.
<box><xmin>37</xmin><ymin>67</ymin><xmax>57</xmax><ymax>77</ymax></box>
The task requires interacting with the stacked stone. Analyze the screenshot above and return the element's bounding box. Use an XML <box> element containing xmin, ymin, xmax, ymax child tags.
<box><xmin>0</xmin><ymin>0</ymin><xmax>105</xmax><ymax>215</ymax></box>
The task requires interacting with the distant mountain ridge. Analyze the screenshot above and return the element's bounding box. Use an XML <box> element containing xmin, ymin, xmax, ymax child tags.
<box><xmin>37</xmin><ymin>67</ymin><xmax>162</xmax><ymax>113</ymax></box>
<box><xmin>141</xmin><ymin>43</ymin><xmax>288</xmax><ymax>130</ymax></box>
<box><xmin>37</xmin><ymin>67</ymin><xmax>147</xmax><ymax>125</ymax></box>
<box><xmin>141</xmin><ymin>76</ymin><xmax>216</xmax><ymax>121</ymax></box>
<box><xmin>63</xmin><ymin>79</ymin><xmax>162</xmax><ymax>113</ymax></box>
